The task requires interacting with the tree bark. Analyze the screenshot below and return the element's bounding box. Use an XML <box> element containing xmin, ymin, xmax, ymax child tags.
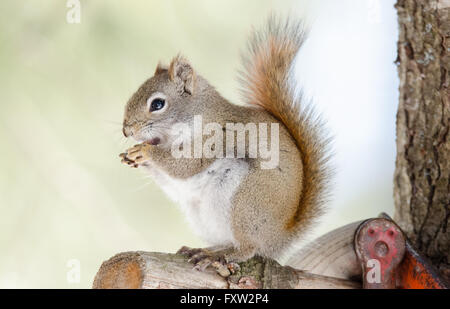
<box><xmin>394</xmin><ymin>0</ymin><xmax>450</xmax><ymax>280</ymax></box>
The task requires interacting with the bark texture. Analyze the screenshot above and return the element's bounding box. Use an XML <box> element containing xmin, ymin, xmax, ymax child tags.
<box><xmin>394</xmin><ymin>0</ymin><xmax>450</xmax><ymax>280</ymax></box>
<box><xmin>92</xmin><ymin>251</ymin><xmax>360</xmax><ymax>289</ymax></box>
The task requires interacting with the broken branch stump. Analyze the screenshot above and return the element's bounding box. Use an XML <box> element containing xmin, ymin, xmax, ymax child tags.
<box><xmin>93</xmin><ymin>251</ymin><xmax>361</xmax><ymax>289</ymax></box>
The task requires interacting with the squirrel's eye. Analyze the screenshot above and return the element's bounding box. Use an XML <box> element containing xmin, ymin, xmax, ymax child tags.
<box><xmin>150</xmin><ymin>98</ymin><xmax>165</xmax><ymax>112</ymax></box>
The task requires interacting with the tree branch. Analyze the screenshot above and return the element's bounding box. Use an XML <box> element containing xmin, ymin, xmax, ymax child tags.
<box><xmin>93</xmin><ymin>251</ymin><xmax>361</xmax><ymax>289</ymax></box>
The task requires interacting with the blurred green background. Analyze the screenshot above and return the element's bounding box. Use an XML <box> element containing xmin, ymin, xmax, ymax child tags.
<box><xmin>0</xmin><ymin>0</ymin><xmax>398</xmax><ymax>288</ymax></box>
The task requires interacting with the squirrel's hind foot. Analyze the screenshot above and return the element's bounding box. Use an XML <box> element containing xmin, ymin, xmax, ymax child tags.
<box><xmin>177</xmin><ymin>246</ymin><xmax>240</xmax><ymax>277</ymax></box>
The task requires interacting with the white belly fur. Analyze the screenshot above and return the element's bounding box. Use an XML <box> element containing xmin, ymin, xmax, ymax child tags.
<box><xmin>146</xmin><ymin>159</ymin><xmax>249</xmax><ymax>246</ymax></box>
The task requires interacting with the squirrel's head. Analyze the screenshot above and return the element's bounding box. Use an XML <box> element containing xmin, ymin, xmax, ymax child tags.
<box><xmin>122</xmin><ymin>55</ymin><xmax>201</xmax><ymax>148</ymax></box>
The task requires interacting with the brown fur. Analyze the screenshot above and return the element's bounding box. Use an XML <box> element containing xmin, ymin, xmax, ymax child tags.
<box><xmin>239</xmin><ymin>16</ymin><xmax>332</xmax><ymax>233</ymax></box>
<box><xmin>121</xmin><ymin>16</ymin><xmax>332</xmax><ymax>262</ymax></box>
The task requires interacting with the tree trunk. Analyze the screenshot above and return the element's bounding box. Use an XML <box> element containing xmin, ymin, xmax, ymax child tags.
<box><xmin>394</xmin><ymin>0</ymin><xmax>450</xmax><ymax>281</ymax></box>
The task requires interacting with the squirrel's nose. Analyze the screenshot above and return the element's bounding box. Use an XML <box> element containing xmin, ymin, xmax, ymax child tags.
<box><xmin>122</xmin><ymin>126</ymin><xmax>133</xmax><ymax>138</ymax></box>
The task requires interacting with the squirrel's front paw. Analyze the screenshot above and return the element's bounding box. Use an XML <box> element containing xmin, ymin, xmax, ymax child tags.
<box><xmin>119</xmin><ymin>143</ymin><xmax>152</xmax><ymax>168</ymax></box>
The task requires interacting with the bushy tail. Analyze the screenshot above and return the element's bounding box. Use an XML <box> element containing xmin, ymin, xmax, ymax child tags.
<box><xmin>239</xmin><ymin>16</ymin><xmax>332</xmax><ymax>231</ymax></box>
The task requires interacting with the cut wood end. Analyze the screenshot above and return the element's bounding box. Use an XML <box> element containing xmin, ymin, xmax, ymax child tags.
<box><xmin>93</xmin><ymin>252</ymin><xmax>144</xmax><ymax>289</ymax></box>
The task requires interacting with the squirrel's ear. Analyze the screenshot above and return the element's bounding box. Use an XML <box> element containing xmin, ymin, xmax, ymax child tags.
<box><xmin>168</xmin><ymin>55</ymin><xmax>195</xmax><ymax>95</ymax></box>
<box><xmin>154</xmin><ymin>62</ymin><xmax>168</xmax><ymax>75</ymax></box>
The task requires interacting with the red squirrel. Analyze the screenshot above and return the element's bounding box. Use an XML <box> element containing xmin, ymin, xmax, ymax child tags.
<box><xmin>120</xmin><ymin>16</ymin><xmax>332</xmax><ymax>275</ymax></box>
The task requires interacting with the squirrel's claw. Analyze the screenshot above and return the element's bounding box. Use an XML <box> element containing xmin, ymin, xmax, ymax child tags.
<box><xmin>176</xmin><ymin>246</ymin><xmax>203</xmax><ymax>257</ymax></box>
<box><xmin>120</xmin><ymin>153</ymin><xmax>138</xmax><ymax>168</ymax></box>
<box><xmin>177</xmin><ymin>246</ymin><xmax>237</xmax><ymax>277</ymax></box>
<box><xmin>120</xmin><ymin>143</ymin><xmax>151</xmax><ymax>168</ymax></box>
